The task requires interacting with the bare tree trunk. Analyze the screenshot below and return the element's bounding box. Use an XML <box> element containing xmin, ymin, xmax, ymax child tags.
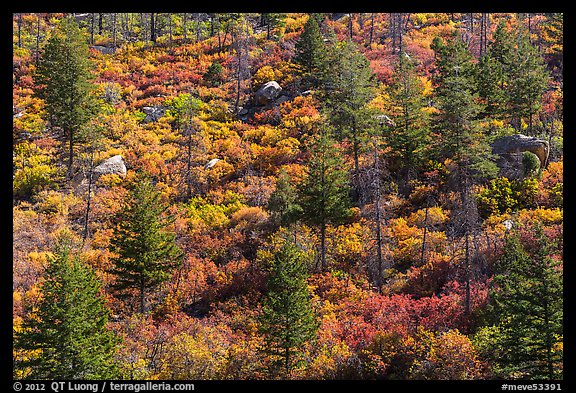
<box><xmin>150</xmin><ymin>13</ymin><xmax>156</xmax><ymax>43</ymax></box>
<box><xmin>98</xmin><ymin>13</ymin><xmax>103</xmax><ymax>35</ymax></box>
<box><xmin>169</xmin><ymin>13</ymin><xmax>173</xmax><ymax>43</ymax></box>
<box><xmin>420</xmin><ymin>199</ymin><xmax>430</xmax><ymax>267</ymax></box>
<box><xmin>112</xmin><ymin>13</ymin><xmax>117</xmax><ymax>48</ymax></box>
<box><xmin>480</xmin><ymin>13</ymin><xmax>488</xmax><ymax>57</ymax></box>
<box><xmin>17</xmin><ymin>13</ymin><xmax>22</xmax><ymax>48</ymax></box>
<box><xmin>140</xmin><ymin>13</ymin><xmax>146</xmax><ymax>42</ymax></box>
<box><xmin>91</xmin><ymin>13</ymin><xmax>95</xmax><ymax>44</ymax></box>
<box><xmin>348</xmin><ymin>13</ymin><xmax>354</xmax><ymax>41</ymax></box>
<box><xmin>373</xmin><ymin>144</ymin><xmax>385</xmax><ymax>291</ymax></box>
<box><xmin>67</xmin><ymin>127</ymin><xmax>74</xmax><ymax>179</ymax></box>
<box><xmin>196</xmin><ymin>13</ymin><xmax>202</xmax><ymax>42</ymax></box>
<box><xmin>390</xmin><ymin>13</ymin><xmax>396</xmax><ymax>52</ymax></box>
<box><xmin>465</xmin><ymin>228</ymin><xmax>471</xmax><ymax>315</ymax></box>
<box><xmin>186</xmin><ymin>131</ymin><xmax>192</xmax><ymax>201</ymax></box>
<box><xmin>398</xmin><ymin>13</ymin><xmax>405</xmax><ymax>55</ymax></box>
<box><xmin>320</xmin><ymin>222</ymin><xmax>326</xmax><ymax>271</ymax></box>
<box><xmin>183</xmin><ymin>13</ymin><xmax>188</xmax><ymax>42</ymax></box>
<box><xmin>83</xmin><ymin>149</ymin><xmax>95</xmax><ymax>243</ymax></box>
<box><xmin>35</xmin><ymin>14</ymin><xmax>41</xmax><ymax>64</ymax></box>
<box><xmin>369</xmin><ymin>13</ymin><xmax>375</xmax><ymax>46</ymax></box>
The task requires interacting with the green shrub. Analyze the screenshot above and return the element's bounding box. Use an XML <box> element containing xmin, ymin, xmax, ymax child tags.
<box><xmin>522</xmin><ymin>151</ymin><xmax>540</xmax><ymax>177</ymax></box>
<box><xmin>476</xmin><ymin>177</ymin><xmax>540</xmax><ymax>218</ymax></box>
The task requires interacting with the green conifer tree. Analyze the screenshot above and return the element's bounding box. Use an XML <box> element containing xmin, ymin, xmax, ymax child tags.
<box><xmin>109</xmin><ymin>172</ymin><xmax>183</xmax><ymax>314</ymax></box>
<box><xmin>319</xmin><ymin>40</ymin><xmax>376</xmax><ymax>188</ymax></box>
<box><xmin>431</xmin><ymin>31</ymin><xmax>498</xmax><ymax>183</ymax></box>
<box><xmin>259</xmin><ymin>238</ymin><xmax>319</xmax><ymax>377</ymax></box>
<box><xmin>34</xmin><ymin>16</ymin><xmax>96</xmax><ymax>178</ymax></box>
<box><xmin>14</xmin><ymin>232</ymin><xmax>120</xmax><ymax>379</ymax></box>
<box><xmin>481</xmin><ymin>226</ymin><xmax>562</xmax><ymax>379</ymax></box>
<box><xmin>386</xmin><ymin>52</ymin><xmax>431</xmax><ymax>181</ymax></box>
<box><xmin>294</xmin><ymin>13</ymin><xmax>328</xmax><ymax>89</ymax></box>
<box><xmin>431</xmin><ymin>32</ymin><xmax>498</xmax><ymax>314</ymax></box>
<box><xmin>267</xmin><ymin>168</ymin><xmax>302</xmax><ymax>227</ymax></box>
<box><xmin>298</xmin><ymin>132</ymin><xmax>353</xmax><ymax>270</ymax></box>
<box><xmin>476</xmin><ymin>21</ymin><xmax>550</xmax><ymax>134</ymax></box>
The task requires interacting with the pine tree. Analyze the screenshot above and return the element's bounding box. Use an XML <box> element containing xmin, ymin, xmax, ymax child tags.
<box><xmin>431</xmin><ymin>31</ymin><xmax>498</xmax><ymax>183</ymax></box>
<box><xmin>476</xmin><ymin>21</ymin><xmax>550</xmax><ymax>134</ymax></box>
<box><xmin>259</xmin><ymin>237</ymin><xmax>319</xmax><ymax>377</ymax></box>
<box><xmin>386</xmin><ymin>52</ymin><xmax>431</xmax><ymax>181</ymax></box>
<box><xmin>319</xmin><ymin>40</ymin><xmax>376</xmax><ymax>199</ymax></box>
<box><xmin>109</xmin><ymin>172</ymin><xmax>183</xmax><ymax>314</ymax></box>
<box><xmin>476</xmin><ymin>22</ymin><xmax>511</xmax><ymax>123</ymax></box>
<box><xmin>483</xmin><ymin>226</ymin><xmax>562</xmax><ymax>379</ymax></box>
<box><xmin>431</xmin><ymin>32</ymin><xmax>497</xmax><ymax>315</ymax></box>
<box><xmin>294</xmin><ymin>13</ymin><xmax>328</xmax><ymax>90</ymax></box>
<box><xmin>14</xmin><ymin>232</ymin><xmax>120</xmax><ymax>379</ymax></box>
<box><xmin>298</xmin><ymin>132</ymin><xmax>353</xmax><ymax>270</ymax></box>
<box><xmin>261</xmin><ymin>13</ymin><xmax>285</xmax><ymax>40</ymax></box>
<box><xmin>267</xmin><ymin>168</ymin><xmax>302</xmax><ymax>227</ymax></box>
<box><xmin>507</xmin><ymin>23</ymin><xmax>550</xmax><ymax>134</ymax></box>
<box><xmin>34</xmin><ymin>16</ymin><xmax>96</xmax><ymax>179</ymax></box>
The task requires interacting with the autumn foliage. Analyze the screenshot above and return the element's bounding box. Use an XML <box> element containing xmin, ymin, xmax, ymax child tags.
<box><xmin>13</xmin><ymin>12</ymin><xmax>562</xmax><ymax>381</ymax></box>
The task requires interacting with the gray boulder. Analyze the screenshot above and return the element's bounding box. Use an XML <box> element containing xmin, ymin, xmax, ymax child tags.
<box><xmin>255</xmin><ymin>81</ymin><xmax>282</xmax><ymax>106</ymax></box>
<box><xmin>94</xmin><ymin>155</ymin><xmax>127</xmax><ymax>178</ymax></box>
<box><xmin>90</xmin><ymin>45</ymin><xmax>116</xmax><ymax>55</ymax></box>
<box><xmin>142</xmin><ymin>106</ymin><xmax>167</xmax><ymax>123</ymax></box>
<box><xmin>204</xmin><ymin>158</ymin><xmax>221</xmax><ymax>169</ymax></box>
<box><xmin>491</xmin><ymin>134</ymin><xmax>549</xmax><ymax>179</ymax></box>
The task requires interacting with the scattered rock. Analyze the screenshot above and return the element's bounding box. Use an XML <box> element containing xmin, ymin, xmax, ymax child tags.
<box><xmin>204</xmin><ymin>158</ymin><xmax>220</xmax><ymax>169</ymax></box>
<box><xmin>254</xmin><ymin>81</ymin><xmax>282</xmax><ymax>106</ymax></box>
<box><xmin>142</xmin><ymin>106</ymin><xmax>167</xmax><ymax>123</ymax></box>
<box><xmin>238</xmin><ymin>107</ymin><xmax>249</xmax><ymax>116</ymax></box>
<box><xmin>375</xmin><ymin>114</ymin><xmax>395</xmax><ymax>127</ymax></box>
<box><xmin>93</xmin><ymin>155</ymin><xmax>127</xmax><ymax>177</ymax></box>
<box><xmin>503</xmin><ymin>219</ymin><xmax>515</xmax><ymax>231</ymax></box>
<box><xmin>491</xmin><ymin>134</ymin><xmax>549</xmax><ymax>179</ymax></box>
<box><xmin>90</xmin><ymin>45</ymin><xmax>116</xmax><ymax>55</ymax></box>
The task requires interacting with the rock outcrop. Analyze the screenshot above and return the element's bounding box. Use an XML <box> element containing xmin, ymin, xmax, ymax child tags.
<box><xmin>93</xmin><ymin>155</ymin><xmax>127</xmax><ymax>178</ymax></box>
<box><xmin>491</xmin><ymin>134</ymin><xmax>549</xmax><ymax>179</ymax></box>
<box><xmin>254</xmin><ymin>81</ymin><xmax>282</xmax><ymax>106</ymax></box>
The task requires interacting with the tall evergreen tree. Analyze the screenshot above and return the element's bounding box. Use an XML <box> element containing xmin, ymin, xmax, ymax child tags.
<box><xmin>298</xmin><ymin>132</ymin><xmax>353</xmax><ymax>270</ymax></box>
<box><xmin>476</xmin><ymin>22</ymin><xmax>511</xmax><ymax>123</ymax></box>
<box><xmin>507</xmin><ymin>23</ymin><xmax>550</xmax><ymax>134</ymax></box>
<box><xmin>14</xmin><ymin>232</ymin><xmax>120</xmax><ymax>379</ymax></box>
<box><xmin>259</xmin><ymin>237</ymin><xmax>319</xmax><ymax>377</ymax></box>
<box><xmin>109</xmin><ymin>172</ymin><xmax>183</xmax><ymax>314</ymax></box>
<box><xmin>34</xmin><ymin>16</ymin><xmax>96</xmax><ymax>179</ymax></box>
<box><xmin>481</xmin><ymin>226</ymin><xmax>562</xmax><ymax>379</ymax></box>
<box><xmin>319</xmin><ymin>40</ymin><xmax>376</xmax><ymax>198</ymax></box>
<box><xmin>431</xmin><ymin>31</ymin><xmax>498</xmax><ymax>183</ymax></box>
<box><xmin>431</xmin><ymin>32</ymin><xmax>497</xmax><ymax>314</ymax></box>
<box><xmin>476</xmin><ymin>21</ymin><xmax>550</xmax><ymax>134</ymax></box>
<box><xmin>386</xmin><ymin>52</ymin><xmax>431</xmax><ymax>182</ymax></box>
<box><xmin>267</xmin><ymin>168</ymin><xmax>302</xmax><ymax>227</ymax></box>
<box><xmin>294</xmin><ymin>13</ymin><xmax>328</xmax><ymax>90</ymax></box>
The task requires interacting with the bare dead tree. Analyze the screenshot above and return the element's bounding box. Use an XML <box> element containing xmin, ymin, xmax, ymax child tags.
<box><xmin>231</xmin><ymin>17</ymin><xmax>252</xmax><ymax>114</ymax></box>
<box><xmin>150</xmin><ymin>13</ymin><xmax>156</xmax><ymax>43</ymax></box>
<box><xmin>369</xmin><ymin>13</ymin><xmax>375</xmax><ymax>46</ymax></box>
<box><xmin>182</xmin><ymin>13</ymin><xmax>188</xmax><ymax>42</ymax></box>
<box><xmin>112</xmin><ymin>13</ymin><xmax>117</xmax><ymax>48</ymax></box>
